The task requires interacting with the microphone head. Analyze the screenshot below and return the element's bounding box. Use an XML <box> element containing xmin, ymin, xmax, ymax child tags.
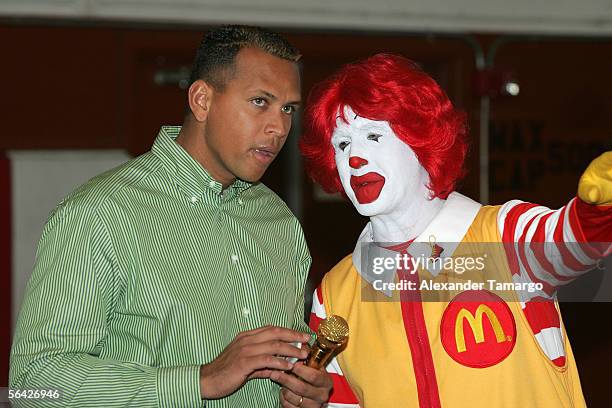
<box><xmin>318</xmin><ymin>315</ymin><xmax>349</xmax><ymax>344</ymax></box>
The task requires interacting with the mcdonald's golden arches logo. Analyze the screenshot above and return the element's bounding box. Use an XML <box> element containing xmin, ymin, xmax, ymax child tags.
<box><xmin>441</xmin><ymin>290</ymin><xmax>516</xmax><ymax>368</ymax></box>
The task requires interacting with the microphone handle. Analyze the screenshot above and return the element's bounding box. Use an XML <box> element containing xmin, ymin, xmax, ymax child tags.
<box><xmin>306</xmin><ymin>339</ymin><xmax>338</xmax><ymax>369</ymax></box>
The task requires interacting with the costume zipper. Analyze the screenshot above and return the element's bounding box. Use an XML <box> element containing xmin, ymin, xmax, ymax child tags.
<box><xmin>398</xmin><ymin>251</ymin><xmax>441</xmax><ymax>408</ymax></box>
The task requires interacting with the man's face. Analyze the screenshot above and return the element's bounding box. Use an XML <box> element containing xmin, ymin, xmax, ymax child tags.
<box><xmin>331</xmin><ymin>106</ymin><xmax>430</xmax><ymax>217</ymax></box>
<box><xmin>203</xmin><ymin>47</ymin><xmax>301</xmax><ymax>185</ymax></box>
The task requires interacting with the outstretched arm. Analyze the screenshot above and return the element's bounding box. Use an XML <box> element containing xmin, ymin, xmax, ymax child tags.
<box><xmin>496</xmin><ymin>152</ymin><xmax>611</xmax><ymax>366</ymax></box>
<box><xmin>498</xmin><ymin>152</ymin><xmax>612</xmax><ymax>296</ymax></box>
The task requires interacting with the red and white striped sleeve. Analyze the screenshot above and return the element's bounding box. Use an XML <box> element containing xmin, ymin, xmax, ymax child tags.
<box><xmin>497</xmin><ymin>196</ymin><xmax>612</xmax><ymax>366</ymax></box>
<box><xmin>498</xmin><ymin>197</ymin><xmax>611</xmax><ymax>294</ymax></box>
<box><xmin>309</xmin><ymin>286</ymin><xmax>360</xmax><ymax>408</ymax></box>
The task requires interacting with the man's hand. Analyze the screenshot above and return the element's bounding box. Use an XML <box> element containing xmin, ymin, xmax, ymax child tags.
<box><xmin>578</xmin><ymin>151</ymin><xmax>612</xmax><ymax>205</ymax></box>
<box><xmin>274</xmin><ymin>363</ymin><xmax>333</xmax><ymax>408</ymax></box>
<box><xmin>199</xmin><ymin>326</ymin><xmax>310</xmax><ymax>399</ymax></box>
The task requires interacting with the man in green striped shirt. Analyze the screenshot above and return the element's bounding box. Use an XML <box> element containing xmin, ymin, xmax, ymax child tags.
<box><xmin>10</xmin><ymin>26</ymin><xmax>332</xmax><ymax>407</ymax></box>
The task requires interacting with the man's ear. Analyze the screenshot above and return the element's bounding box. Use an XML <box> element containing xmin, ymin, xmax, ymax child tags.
<box><xmin>188</xmin><ymin>79</ymin><xmax>213</xmax><ymax>122</ymax></box>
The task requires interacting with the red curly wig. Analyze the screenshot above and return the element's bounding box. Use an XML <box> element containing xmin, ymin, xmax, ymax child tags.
<box><xmin>300</xmin><ymin>53</ymin><xmax>468</xmax><ymax>199</ymax></box>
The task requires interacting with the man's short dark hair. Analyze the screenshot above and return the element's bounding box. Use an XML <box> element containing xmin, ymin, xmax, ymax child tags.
<box><xmin>189</xmin><ymin>25</ymin><xmax>301</xmax><ymax>90</ymax></box>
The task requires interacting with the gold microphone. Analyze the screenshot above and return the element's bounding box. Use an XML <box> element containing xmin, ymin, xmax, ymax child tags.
<box><xmin>306</xmin><ymin>315</ymin><xmax>349</xmax><ymax>369</ymax></box>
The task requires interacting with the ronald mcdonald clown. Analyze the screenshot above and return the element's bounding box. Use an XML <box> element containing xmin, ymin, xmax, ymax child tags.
<box><xmin>299</xmin><ymin>54</ymin><xmax>611</xmax><ymax>408</ymax></box>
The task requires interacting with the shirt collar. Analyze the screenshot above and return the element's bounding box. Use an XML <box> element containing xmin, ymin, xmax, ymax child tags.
<box><xmin>152</xmin><ymin>126</ymin><xmax>253</xmax><ymax>199</ymax></box>
<box><xmin>352</xmin><ymin>192</ymin><xmax>482</xmax><ymax>296</ymax></box>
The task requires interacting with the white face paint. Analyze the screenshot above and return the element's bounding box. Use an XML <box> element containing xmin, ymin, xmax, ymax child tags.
<box><xmin>331</xmin><ymin>106</ymin><xmax>430</xmax><ymax>218</ymax></box>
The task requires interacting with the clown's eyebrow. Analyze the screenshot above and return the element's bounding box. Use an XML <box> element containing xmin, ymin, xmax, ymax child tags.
<box><xmin>354</xmin><ymin>114</ymin><xmax>358</xmax><ymax>120</ymax></box>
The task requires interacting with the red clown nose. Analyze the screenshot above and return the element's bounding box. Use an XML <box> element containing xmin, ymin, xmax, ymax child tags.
<box><xmin>349</xmin><ymin>156</ymin><xmax>368</xmax><ymax>169</ymax></box>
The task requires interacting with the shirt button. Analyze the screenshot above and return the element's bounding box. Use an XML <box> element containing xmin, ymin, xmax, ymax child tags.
<box><xmin>209</xmin><ymin>181</ymin><xmax>216</xmax><ymax>188</ymax></box>
<box><xmin>231</xmin><ymin>254</ymin><xmax>239</xmax><ymax>263</ymax></box>
<box><xmin>242</xmin><ymin>306</ymin><xmax>250</xmax><ymax>317</ymax></box>
<box><xmin>190</xmin><ymin>196</ymin><xmax>198</xmax><ymax>203</ymax></box>
<box><xmin>238</xmin><ymin>198</ymin><xmax>244</xmax><ymax>205</ymax></box>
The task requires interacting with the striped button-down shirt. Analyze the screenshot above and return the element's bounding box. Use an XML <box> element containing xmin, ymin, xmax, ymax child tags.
<box><xmin>10</xmin><ymin>126</ymin><xmax>312</xmax><ymax>407</ymax></box>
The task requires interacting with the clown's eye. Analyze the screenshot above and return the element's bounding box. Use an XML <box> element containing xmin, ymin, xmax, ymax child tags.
<box><xmin>338</xmin><ymin>141</ymin><xmax>350</xmax><ymax>151</ymax></box>
<box><xmin>367</xmin><ymin>133</ymin><xmax>382</xmax><ymax>142</ymax></box>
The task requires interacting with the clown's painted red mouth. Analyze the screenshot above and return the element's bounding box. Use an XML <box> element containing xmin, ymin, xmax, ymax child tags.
<box><xmin>350</xmin><ymin>172</ymin><xmax>385</xmax><ymax>204</ymax></box>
